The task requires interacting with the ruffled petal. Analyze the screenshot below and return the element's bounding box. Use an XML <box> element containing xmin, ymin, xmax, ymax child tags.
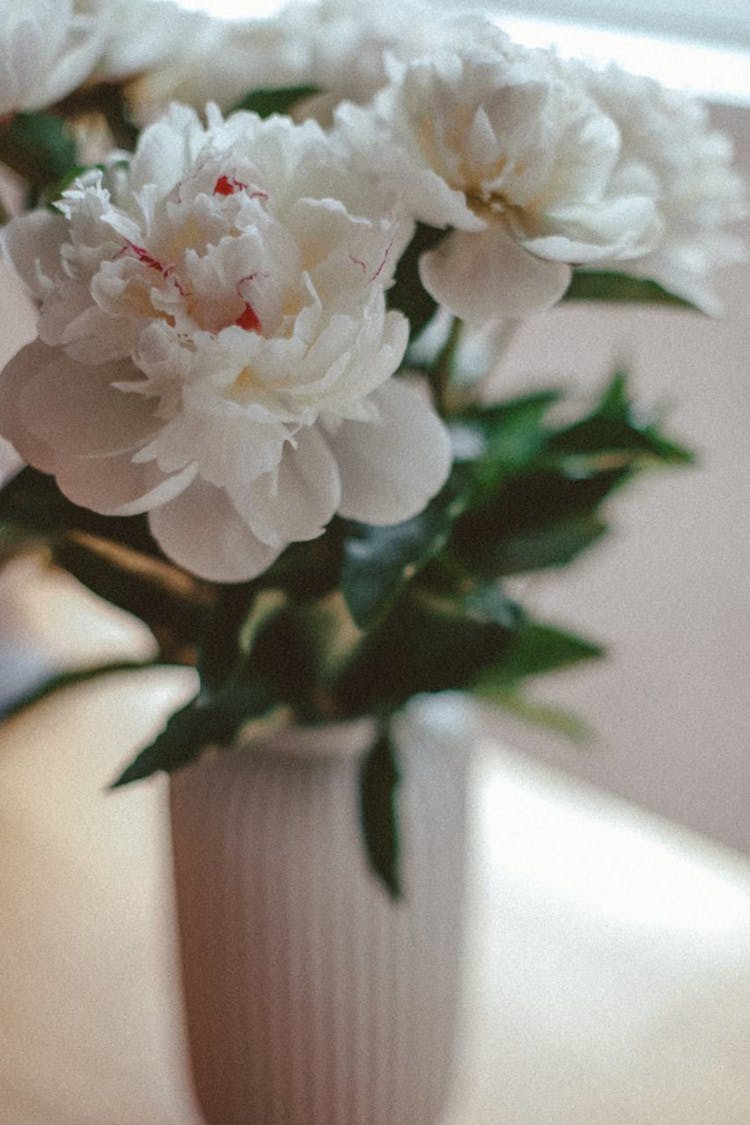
<box><xmin>129</xmin><ymin>103</ymin><xmax>207</xmax><ymax>197</ymax></box>
<box><xmin>230</xmin><ymin>425</ymin><xmax>341</xmax><ymax>549</ymax></box>
<box><xmin>327</xmin><ymin>379</ymin><xmax>451</xmax><ymax>525</ymax></box>
<box><xmin>419</xmin><ymin>228</ymin><xmax>571</xmax><ymax>322</ymax></box>
<box><xmin>149</xmin><ymin>478</ymin><xmax>280</xmax><ymax>582</ymax></box>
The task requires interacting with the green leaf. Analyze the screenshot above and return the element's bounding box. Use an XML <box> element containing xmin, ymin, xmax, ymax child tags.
<box><xmin>451</xmin><ymin>390</ymin><xmax>562</xmax><ymax>492</ymax></box>
<box><xmin>341</xmin><ymin>480</ymin><xmax>469</xmax><ymax>629</ymax></box>
<box><xmin>548</xmin><ymin>417</ymin><xmax>694</xmax><ymax>465</ymax></box>
<box><xmin>231</xmin><ymin>85</ymin><xmax>321</xmax><ymax>117</ymax></box>
<box><xmin>359</xmin><ymin>728</ymin><xmax>401</xmax><ymax>898</ymax></box>
<box><xmin>475</xmin><ymin>512</ymin><xmax>608</xmax><ymax>574</ymax></box>
<box><xmin>452</xmin><ymin>467</ymin><xmax>626</xmax><ymax>577</ymax></box>
<box><xmin>479</xmin><ymin>686</ymin><xmax>594</xmax><ymax>744</ymax></box>
<box><xmin>387</xmin><ymin>223</ymin><xmax>445</xmax><ymax>341</ymax></box>
<box><xmin>253</xmin><ymin>527</ymin><xmax>343</xmax><ymax>601</ymax></box>
<box><xmin>0</xmin><ymin>660</ymin><xmax>159</xmax><ymax>722</ymax></box>
<box><xmin>197</xmin><ymin>583</ymin><xmax>257</xmax><ymax>692</ymax></box>
<box><xmin>242</xmin><ymin>603</ymin><xmax>324</xmax><ymax>720</ymax></box>
<box><xmin>563</xmin><ymin>270</ymin><xmax>698</xmax><ymax>310</ymax></box>
<box><xmin>546</xmin><ymin>372</ymin><xmax>694</xmax><ymax>466</ymax></box>
<box><xmin>473</xmin><ymin>620</ymin><xmax>603</xmax><ymax>690</ymax></box>
<box><xmin>335</xmin><ymin>591</ymin><xmax>518</xmax><ymax>715</ymax></box>
<box><xmin>0</xmin><ymin>112</ymin><xmax>77</xmax><ymax>199</ymax></box>
<box><xmin>112</xmin><ymin>680</ymin><xmax>276</xmax><ymax>786</ymax></box>
<box><xmin>460</xmin><ymin>584</ymin><xmax>524</xmax><ymax>630</ymax></box>
<box><xmin>596</xmin><ymin>370</ymin><xmax>630</xmax><ymax>417</ymax></box>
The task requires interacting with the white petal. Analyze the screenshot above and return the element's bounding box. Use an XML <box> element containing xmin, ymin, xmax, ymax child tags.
<box><xmin>419</xmin><ymin>228</ymin><xmax>571</xmax><ymax>322</ymax></box>
<box><xmin>230</xmin><ymin>426</ymin><xmax>341</xmax><ymax>548</ymax></box>
<box><xmin>26</xmin><ymin>20</ymin><xmax>104</xmax><ymax>110</ymax></box>
<box><xmin>524</xmin><ymin>196</ymin><xmax>661</xmax><ymax>263</ymax></box>
<box><xmin>2</xmin><ymin>210</ymin><xmax>68</xmax><ymax>297</ymax></box>
<box><xmin>149</xmin><ymin>478</ymin><xmax>280</xmax><ymax>582</ymax></box>
<box><xmin>56</xmin><ymin>455</ymin><xmax>197</xmax><ymax>517</ymax></box>
<box><xmin>129</xmin><ymin>104</ymin><xmax>206</xmax><ymax>197</ymax></box>
<box><xmin>16</xmin><ymin>353</ymin><xmax>161</xmax><ymax>458</ymax></box>
<box><xmin>0</xmin><ymin>342</ymin><xmax>58</xmax><ymax>472</ymax></box>
<box><xmin>328</xmin><ymin>379</ymin><xmax>451</xmax><ymax>525</ymax></box>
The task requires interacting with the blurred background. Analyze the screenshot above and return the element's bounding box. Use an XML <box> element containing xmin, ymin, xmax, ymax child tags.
<box><xmin>5</xmin><ymin>0</ymin><xmax>748</xmax><ymax>858</ymax></box>
<box><xmin>1</xmin><ymin>2</ymin><xmax>749</xmax><ymax>1123</ymax></box>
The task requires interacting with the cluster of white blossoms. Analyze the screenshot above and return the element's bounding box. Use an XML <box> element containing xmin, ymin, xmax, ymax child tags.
<box><xmin>0</xmin><ymin>105</ymin><xmax>449</xmax><ymax>580</ymax></box>
<box><xmin>571</xmin><ymin>61</ymin><xmax>748</xmax><ymax>313</ymax></box>
<box><xmin>0</xmin><ymin>0</ymin><xmax>103</xmax><ymax>117</ymax></box>
<box><xmin>0</xmin><ymin>3</ymin><xmax>745</xmax><ymax>582</ymax></box>
<box><xmin>338</xmin><ymin>32</ymin><xmax>665</xmax><ymax>322</ymax></box>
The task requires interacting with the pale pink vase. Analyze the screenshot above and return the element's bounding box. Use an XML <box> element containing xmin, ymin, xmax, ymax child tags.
<box><xmin>169</xmin><ymin>696</ymin><xmax>473</xmax><ymax>1125</ymax></box>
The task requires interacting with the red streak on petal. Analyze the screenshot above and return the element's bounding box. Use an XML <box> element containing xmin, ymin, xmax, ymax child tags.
<box><xmin>214</xmin><ymin>174</ymin><xmax>247</xmax><ymax>196</ymax></box>
<box><xmin>125</xmin><ymin>241</ymin><xmax>165</xmax><ymax>272</ymax></box>
<box><xmin>235</xmin><ymin>302</ymin><xmax>262</xmax><ymax>333</ymax></box>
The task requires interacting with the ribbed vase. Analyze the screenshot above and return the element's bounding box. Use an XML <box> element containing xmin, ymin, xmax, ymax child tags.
<box><xmin>169</xmin><ymin>696</ymin><xmax>473</xmax><ymax>1125</ymax></box>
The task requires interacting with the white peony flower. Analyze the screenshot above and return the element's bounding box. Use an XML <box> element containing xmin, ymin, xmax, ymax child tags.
<box><xmin>338</xmin><ymin>29</ymin><xmax>662</xmax><ymax>323</ymax></box>
<box><xmin>574</xmin><ymin>62</ymin><xmax>748</xmax><ymax>314</ymax></box>
<box><xmin>300</xmin><ymin>0</ymin><xmax>446</xmax><ymax>123</ymax></box>
<box><xmin>122</xmin><ymin>9</ymin><xmax>312</xmax><ymax>125</ymax></box>
<box><xmin>124</xmin><ymin>0</ymin><xmax>442</xmax><ymax>127</ymax></box>
<box><xmin>0</xmin><ymin>0</ymin><xmax>104</xmax><ymax>116</ymax></box>
<box><xmin>93</xmin><ymin>0</ymin><xmax>221</xmax><ymax>85</ymax></box>
<box><xmin>0</xmin><ymin>104</ymin><xmax>451</xmax><ymax>583</ymax></box>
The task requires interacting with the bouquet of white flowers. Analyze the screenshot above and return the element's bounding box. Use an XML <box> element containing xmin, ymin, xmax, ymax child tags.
<box><xmin>0</xmin><ymin>0</ymin><xmax>745</xmax><ymax>897</ymax></box>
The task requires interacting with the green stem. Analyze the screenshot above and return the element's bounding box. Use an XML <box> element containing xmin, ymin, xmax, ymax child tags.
<box><xmin>430</xmin><ymin>317</ymin><xmax>463</xmax><ymax>415</ymax></box>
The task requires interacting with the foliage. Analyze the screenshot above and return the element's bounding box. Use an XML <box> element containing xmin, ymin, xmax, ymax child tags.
<box><xmin>0</xmin><ymin>360</ymin><xmax>690</xmax><ymax>892</ymax></box>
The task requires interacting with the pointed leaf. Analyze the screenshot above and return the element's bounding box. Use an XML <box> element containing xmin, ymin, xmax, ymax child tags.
<box><xmin>546</xmin><ymin>417</ymin><xmax>693</xmax><ymax>464</ymax></box>
<box><xmin>476</xmin><ymin>513</ymin><xmax>608</xmax><ymax>574</ymax></box>
<box><xmin>335</xmin><ymin>591</ymin><xmax>518</xmax><ymax>714</ymax></box>
<box><xmin>359</xmin><ymin>728</ymin><xmax>401</xmax><ymax>898</ymax></box>
<box><xmin>451</xmin><ymin>390</ymin><xmax>562</xmax><ymax>497</ymax></box>
<box><xmin>231</xmin><ymin>85</ymin><xmax>320</xmax><ymax>117</ymax></box>
<box><xmin>452</xmin><ymin>467</ymin><xmax>626</xmax><ymax>577</ymax></box>
<box><xmin>341</xmin><ymin>480</ymin><xmax>469</xmax><ymax>629</ymax></box>
<box><xmin>112</xmin><ymin>680</ymin><xmax>276</xmax><ymax>786</ymax></box>
<box><xmin>477</xmin><ymin>686</ymin><xmax>594</xmax><ymax>744</ymax></box>
<box><xmin>473</xmin><ymin>620</ymin><xmax>603</xmax><ymax>690</ymax></box>
<box><xmin>546</xmin><ymin>371</ymin><xmax>693</xmax><ymax>466</ymax></box>
<box><xmin>564</xmin><ymin>270</ymin><xmax>698</xmax><ymax>310</ymax></box>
